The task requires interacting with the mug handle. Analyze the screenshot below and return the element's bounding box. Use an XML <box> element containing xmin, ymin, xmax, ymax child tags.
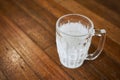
<box><xmin>86</xmin><ymin>29</ymin><xmax>106</xmax><ymax>60</ymax></box>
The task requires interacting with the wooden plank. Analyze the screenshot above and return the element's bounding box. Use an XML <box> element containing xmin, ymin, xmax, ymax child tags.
<box><xmin>33</xmin><ymin>0</ymin><xmax>70</xmax><ymax>17</ymax></box>
<box><xmin>0</xmin><ymin>33</ymin><xmax>40</xmax><ymax>80</ymax></box>
<box><xmin>95</xmin><ymin>0</ymin><xmax>120</xmax><ymax>14</ymax></box>
<box><xmin>45</xmin><ymin>44</ymin><xmax>120</xmax><ymax>80</ymax></box>
<box><xmin>90</xmin><ymin>56</ymin><xmax>120</xmax><ymax>80</ymax></box>
<box><xmin>75</xmin><ymin>0</ymin><xmax>120</xmax><ymax>28</ymax></box>
<box><xmin>87</xmin><ymin>44</ymin><xmax>120</xmax><ymax>80</ymax></box>
<box><xmin>54</xmin><ymin>0</ymin><xmax>63</xmax><ymax>2</ymax></box>
<box><xmin>11</xmin><ymin>0</ymin><xmax>57</xmax><ymax>36</ymax></box>
<box><xmin>0</xmin><ymin>0</ymin><xmax>54</xmax><ymax>49</ymax></box>
<box><xmin>54</xmin><ymin>0</ymin><xmax>120</xmax><ymax>64</ymax></box>
<box><xmin>0</xmin><ymin>14</ymin><xmax>72</xmax><ymax>80</ymax></box>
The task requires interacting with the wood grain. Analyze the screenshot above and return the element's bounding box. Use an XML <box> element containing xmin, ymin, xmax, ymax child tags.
<box><xmin>0</xmin><ymin>15</ymin><xmax>71</xmax><ymax>80</ymax></box>
<box><xmin>0</xmin><ymin>0</ymin><xmax>55</xmax><ymax>49</ymax></box>
<box><xmin>0</xmin><ymin>0</ymin><xmax>120</xmax><ymax>80</ymax></box>
<box><xmin>45</xmin><ymin>44</ymin><xmax>120</xmax><ymax>80</ymax></box>
<box><xmin>96</xmin><ymin>0</ymin><xmax>120</xmax><ymax>14</ymax></box>
<box><xmin>0</xmin><ymin>70</ymin><xmax>7</xmax><ymax>80</ymax></box>
<box><xmin>0</xmin><ymin>32</ymin><xmax>39</xmax><ymax>80</ymax></box>
<box><xmin>75</xmin><ymin>0</ymin><xmax>120</xmax><ymax>28</ymax></box>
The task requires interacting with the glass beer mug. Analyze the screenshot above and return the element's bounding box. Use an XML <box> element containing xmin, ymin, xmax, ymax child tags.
<box><xmin>56</xmin><ymin>14</ymin><xmax>106</xmax><ymax>68</ymax></box>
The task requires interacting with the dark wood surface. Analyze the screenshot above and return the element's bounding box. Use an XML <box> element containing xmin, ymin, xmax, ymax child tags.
<box><xmin>0</xmin><ymin>0</ymin><xmax>120</xmax><ymax>80</ymax></box>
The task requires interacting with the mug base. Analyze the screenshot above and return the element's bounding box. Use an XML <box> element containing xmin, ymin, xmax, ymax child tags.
<box><xmin>60</xmin><ymin>59</ymin><xmax>84</xmax><ymax>69</ymax></box>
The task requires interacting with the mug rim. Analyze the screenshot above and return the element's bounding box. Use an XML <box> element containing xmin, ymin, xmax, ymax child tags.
<box><xmin>56</xmin><ymin>14</ymin><xmax>94</xmax><ymax>37</ymax></box>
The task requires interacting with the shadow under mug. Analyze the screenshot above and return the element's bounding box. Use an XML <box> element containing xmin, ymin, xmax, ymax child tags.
<box><xmin>56</xmin><ymin>14</ymin><xmax>106</xmax><ymax>69</ymax></box>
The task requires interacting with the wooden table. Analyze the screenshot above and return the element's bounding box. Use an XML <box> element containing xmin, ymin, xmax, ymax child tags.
<box><xmin>0</xmin><ymin>0</ymin><xmax>120</xmax><ymax>80</ymax></box>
